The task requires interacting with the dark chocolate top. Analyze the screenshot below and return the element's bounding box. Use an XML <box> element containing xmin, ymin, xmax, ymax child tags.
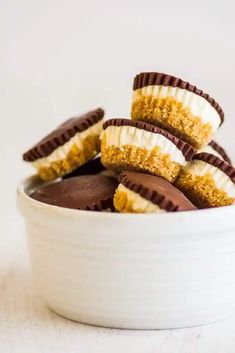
<box><xmin>193</xmin><ymin>152</ymin><xmax>235</xmax><ymax>183</ymax></box>
<box><xmin>209</xmin><ymin>140</ymin><xmax>231</xmax><ymax>164</ymax></box>
<box><xmin>133</xmin><ymin>72</ymin><xmax>224</xmax><ymax>123</ymax></box>
<box><xmin>119</xmin><ymin>171</ymin><xmax>197</xmax><ymax>212</ymax></box>
<box><xmin>103</xmin><ymin>118</ymin><xmax>196</xmax><ymax>161</ymax></box>
<box><xmin>23</xmin><ymin>108</ymin><xmax>104</xmax><ymax>162</ymax></box>
<box><xmin>30</xmin><ymin>174</ymin><xmax>118</xmax><ymax>211</ymax></box>
<box><xmin>63</xmin><ymin>156</ymin><xmax>106</xmax><ymax>179</ymax></box>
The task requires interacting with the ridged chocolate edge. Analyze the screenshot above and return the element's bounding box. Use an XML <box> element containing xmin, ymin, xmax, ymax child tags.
<box><xmin>30</xmin><ymin>192</ymin><xmax>115</xmax><ymax>212</ymax></box>
<box><xmin>82</xmin><ymin>197</ymin><xmax>115</xmax><ymax>212</ymax></box>
<box><xmin>209</xmin><ymin>140</ymin><xmax>231</xmax><ymax>164</ymax></box>
<box><xmin>103</xmin><ymin>118</ymin><xmax>196</xmax><ymax>161</ymax></box>
<box><xmin>23</xmin><ymin>108</ymin><xmax>104</xmax><ymax>162</ymax></box>
<box><xmin>133</xmin><ymin>72</ymin><xmax>224</xmax><ymax>123</ymax></box>
<box><xmin>119</xmin><ymin>173</ymin><xmax>178</xmax><ymax>211</ymax></box>
<box><xmin>193</xmin><ymin>152</ymin><xmax>235</xmax><ymax>183</ymax></box>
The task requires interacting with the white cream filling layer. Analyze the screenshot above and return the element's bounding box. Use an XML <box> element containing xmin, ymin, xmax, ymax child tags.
<box><xmin>133</xmin><ymin>85</ymin><xmax>221</xmax><ymax>132</ymax></box>
<box><xmin>102</xmin><ymin>125</ymin><xmax>187</xmax><ymax>166</ymax></box>
<box><xmin>199</xmin><ymin>144</ymin><xmax>223</xmax><ymax>160</ymax></box>
<box><xmin>117</xmin><ymin>184</ymin><xmax>165</xmax><ymax>213</ymax></box>
<box><xmin>185</xmin><ymin>160</ymin><xmax>235</xmax><ymax>198</ymax></box>
<box><xmin>33</xmin><ymin>120</ymin><xmax>103</xmax><ymax>169</ymax></box>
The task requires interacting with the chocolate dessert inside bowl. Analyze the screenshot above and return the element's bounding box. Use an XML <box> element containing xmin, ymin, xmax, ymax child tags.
<box><xmin>30</xmin><ymin>174</ymin><xmax>118</xmax><ymax>211</ymax></box>
<box><xmin>17</xmin><ymin>175</ymin><xmax>235</xmax><ymax>329</ymax></box>
<box><xmin>18</xmin><ymin>72</ymin><xmax>235</xmax><ymax>330</ymax></box>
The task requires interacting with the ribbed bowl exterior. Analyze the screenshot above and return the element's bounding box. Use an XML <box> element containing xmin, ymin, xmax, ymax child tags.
<box><xmin>17</xmin><ymin>176</ymin><xmax>235</xmax><ymax>329</ymax></box>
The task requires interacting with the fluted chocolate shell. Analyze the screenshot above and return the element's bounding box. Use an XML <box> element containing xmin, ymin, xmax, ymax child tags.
<box><xmin>133</xmin><ymin>72</ymin><xmax>224</xmax><ymax>123</ymax></box>
<box><xmin>23</xmin><ymin>108</ymin><xmax>104</xmax><ymax>162</ymax></box>
<box><xmin>30</xmin><ymin>174</ymin><xmax>118</xmax><ymax>211</ymax></box>
<box><xmin>193</xmin><ymin>153</ymin><xmax>235</xmax><ymax>183</ymax></box>
<box><xmin>209</xmin><ymin>140</ymin><xmax>231</xmax><ymax>164</ymax></box>
<box><xmin>119</xmin><ymin>171</ymin><xmax>197</xmax><ymax>212</ymax></box>
<box><xmin>103</xmin><ymin>118</ymin><xmax>196</xmax><ymax>161</ymax></box>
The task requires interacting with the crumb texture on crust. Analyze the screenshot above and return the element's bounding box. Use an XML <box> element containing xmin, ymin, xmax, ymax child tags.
<box><xmin>113</xmin><ymin>185</ymin><xmax>164</xmax><ymax>213</ymax></box>
<box><xmin>101</xmin><ymin>124</ymin><xmax>192</xmax><ymax>164</ymax></box>
<box><xmin>37</xmin><ymin>135</ymin><xmax>101</xmax><ymax>181</ymax></box>
<box><xmin>101</xmin><ymin>142</ymin><xmax>181</xmax><ymax>183</ymax></box>
<box><xmin>133</xmin><ymin>73</ymin><xmax>224</xmax><ymax>123</ymax></box>
<box><xmin>175</xmin><ymin>170</ymin><xmax>234</xmax><ymax>208</ymax></box>
<box><xmin>131</xmin><ymin>95</ymin><xmax>213</xmax><ymax>149</ymax></box>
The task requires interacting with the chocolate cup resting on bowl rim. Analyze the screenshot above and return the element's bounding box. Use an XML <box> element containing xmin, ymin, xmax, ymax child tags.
<box><xmin>30</xmin><ymin>174</ymin><xmax>118</xmax><ymax>211</ymax></box>
<box><xmin>23</xmin><ymin>108</ymin><xmax>105</xmax><ymax>181</ymax></box>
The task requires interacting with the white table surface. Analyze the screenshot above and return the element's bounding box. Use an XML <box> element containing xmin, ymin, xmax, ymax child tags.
<box><xmin>1</xmin><ymin>202</ymin><xmax>235</xmax><ymax>353</ymax></box>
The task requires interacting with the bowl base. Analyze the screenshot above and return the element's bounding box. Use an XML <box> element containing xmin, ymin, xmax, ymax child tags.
<box><xmin>46</xmin><ymin>303</ymin><xmax>235</xmax><ymax>330</ymax></box>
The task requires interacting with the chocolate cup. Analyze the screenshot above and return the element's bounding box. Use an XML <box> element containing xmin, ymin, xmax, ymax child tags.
<box><xmin>30</xmin><ymin>174</ymin><xmax>118</xmax><ymax>211</ymax></box>
<box><xmin>133</xmin><ymin>72</ymin><xmax>224</xmax><ymax>124</ymax></box>
<box><xmin>23</xmin><ymin>108</ymin><xmax>104</xmax><ymax>162</ymax></box>
<box><xmin>103</xmin><ymin>118</ymin><xmax>196</xmax><ymax>161</ymax></box>
<box><xmin>193</xmin><ymin>153</ymin><xmax>235</xmax><ymax>183</ymax></box>
<box><xmin>119</xmin><ymin>171</ymin><xmax>197</xmax><ymax>212</ymax></box>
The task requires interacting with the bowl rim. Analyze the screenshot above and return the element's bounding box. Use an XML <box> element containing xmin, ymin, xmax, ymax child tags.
<box><xmin>17</xmin><ymin>174</ymin><xmax>235</xmax><ymax>220</ymax></box>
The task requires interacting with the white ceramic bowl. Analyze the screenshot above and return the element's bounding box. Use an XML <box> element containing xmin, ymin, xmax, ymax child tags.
<box><xmin>17</xmin><ymin>175</ymin><xmax>235</xmax><ymax>329</ymax></box>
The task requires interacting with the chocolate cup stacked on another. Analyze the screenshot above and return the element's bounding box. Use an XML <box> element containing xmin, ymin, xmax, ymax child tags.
<box><xmin>131</xmin><ymin>72</ymin><xmax>224</xmax><ymax>149</ymax></box>
<box><xmin>101</xmin><ymin>118</ymin><xmax>195</xmax><ymax>183</ymax></box>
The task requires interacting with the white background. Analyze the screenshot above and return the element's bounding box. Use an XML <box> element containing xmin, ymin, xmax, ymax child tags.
<box><xmin>1</xmin><ymin>0</ymin><xmax>235</xmax><ymax>352</ymax></box>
